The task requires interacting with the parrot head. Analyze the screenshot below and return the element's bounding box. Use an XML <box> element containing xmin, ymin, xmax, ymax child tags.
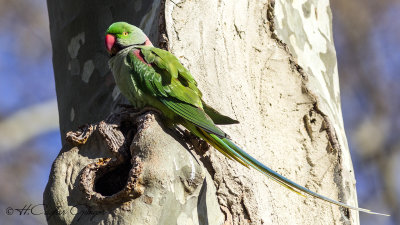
<box><xmin>105</xmin><ymin>22</ymin><xmax>152</xmax><ymax>56</ymax></box>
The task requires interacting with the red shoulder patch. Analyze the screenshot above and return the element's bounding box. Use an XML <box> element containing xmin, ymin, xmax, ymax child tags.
<box><xmin>144</xmin><ymin>38</ymin><xmax>153</xmax><ymax>46</ymax></box>
<box><xmin>133</xmin><ymin>49</ymin><xmax>152</xmax><ymax>67</ymax></box>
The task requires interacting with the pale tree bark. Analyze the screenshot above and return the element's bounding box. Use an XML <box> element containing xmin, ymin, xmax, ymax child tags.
<box><xmin>44</xmin><ymin>0</ymin><xmax>359</xmax><ymax>225</ymax></box>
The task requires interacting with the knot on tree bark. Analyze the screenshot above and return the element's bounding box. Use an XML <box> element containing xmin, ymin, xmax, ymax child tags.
<box><xmin>43</xmin><ymin>110</ymin><xmax>224</xmax><ymax>225</ymax></box>
<box><xmin>69</xmin><ymin>112</ymin><xmax>144</xmax><ymax>205</ymax></box>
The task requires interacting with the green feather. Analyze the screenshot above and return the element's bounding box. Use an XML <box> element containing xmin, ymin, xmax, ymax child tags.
<box><xmin>202</xmin><ymin>101</ymin><xmax>239</xmax><ymax>125</ymax></box>
<box><xmin>131</xmin><ymin>47</ymin><xmax>203</xmax><ymax>108</ymax></box>
<box><xmin>160</xmin><ymin>98</ymin><xmax>227</xmax><ymax>138</ymax></box>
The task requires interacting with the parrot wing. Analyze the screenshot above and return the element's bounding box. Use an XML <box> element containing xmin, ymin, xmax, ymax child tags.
<box><xmin>128</xmin><ymin>46</ymin><xmax>228</xmax><ymax>138</ymax></box>
<box><xmin>202</xmin><ymin>101</ymin><xmax>239</xmax><ymax>125</ymax></box>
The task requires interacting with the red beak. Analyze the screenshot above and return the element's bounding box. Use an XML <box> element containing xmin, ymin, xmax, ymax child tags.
<box><xmin>105</xmin><ymin>34</ymin><xmax>116</xmax><ymax>54</ymax></box>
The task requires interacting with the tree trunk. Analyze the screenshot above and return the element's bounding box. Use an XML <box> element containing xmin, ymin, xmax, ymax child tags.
<box><xmin>44</xmin><ymin>0</ymin><xmax>359</xmax><ymax>225</ymax></box>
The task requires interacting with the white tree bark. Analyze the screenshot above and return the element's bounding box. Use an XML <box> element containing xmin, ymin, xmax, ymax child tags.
<box><xmin>44</xmin><ymin>0</ymin><xmax>359</xmax><ymax>224</ymax></box>
<box><xmin>164</xmin><ymin>0</ymin><xmax>358</xmax><ymax>224</ymax></box>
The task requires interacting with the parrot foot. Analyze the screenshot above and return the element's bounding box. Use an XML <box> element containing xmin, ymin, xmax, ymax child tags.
<box><xmin>182</xmin><ymin>129</ymin><xmax>210</xmax><ymax>155</ymax></box>
<box><xmin>117</xmin><ymin>104</ymin><xmax>162</xmax><ymax>118</ymax></box>
<box><xmin>127</xmin><ymin>107</ymin><xmax>162</xmax><ymax>118</ymax></box>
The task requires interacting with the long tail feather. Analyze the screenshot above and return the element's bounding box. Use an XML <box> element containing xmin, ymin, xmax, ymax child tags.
<box><xmin>198</xmin><ymin>127</ymin><xmax>249</xmax><ymax>168</ymax></box>
<box><xmin>187</xmin><ymin>124</ymin><xmax>305</xmax><ymax>195</ymax></box>
<box><xmin>198</xmin><ymin>129</ymin><xmax>389</xmax><ymax>216</ymax></box>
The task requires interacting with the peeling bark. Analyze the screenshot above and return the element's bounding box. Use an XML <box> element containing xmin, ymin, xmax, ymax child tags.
<box><xmin>44</xmin><ymin>111</ymin><xmax>223</xmax><ymax>224</ymax></box>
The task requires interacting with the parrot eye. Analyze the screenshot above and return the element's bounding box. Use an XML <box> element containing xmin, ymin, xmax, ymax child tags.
<box><xmin>122</xmin><ymin>32</ymin><xmax>129</xmax><ymax>36</ymax></box>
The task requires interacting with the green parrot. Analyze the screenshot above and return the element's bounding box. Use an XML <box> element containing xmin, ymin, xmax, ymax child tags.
<box><xmin>105</xmin><ymin>22</ymin><xmax>387</xmax><ymax>216</ymax></box>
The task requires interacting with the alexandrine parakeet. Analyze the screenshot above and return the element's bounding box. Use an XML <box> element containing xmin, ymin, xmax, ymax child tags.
<box><xmin>105</xmin><ymin>22</ymin><xmax>387</xmax><ymax>216</ymax></box>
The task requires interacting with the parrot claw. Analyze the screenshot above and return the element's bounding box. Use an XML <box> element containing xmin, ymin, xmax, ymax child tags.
<box><xmin>183</xmin><ymin>129</ymin><xmax>210</xmax><ymax>154</ymax></box>
<box><xmin>127</xmin><ymin>106</ymin><xmax>162</xmax><ymax>118</ymax></box>
<box><xmin>116</xmin><ymin>104</ymin><xmax>162</xmax><ymax>117</ymax></box>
